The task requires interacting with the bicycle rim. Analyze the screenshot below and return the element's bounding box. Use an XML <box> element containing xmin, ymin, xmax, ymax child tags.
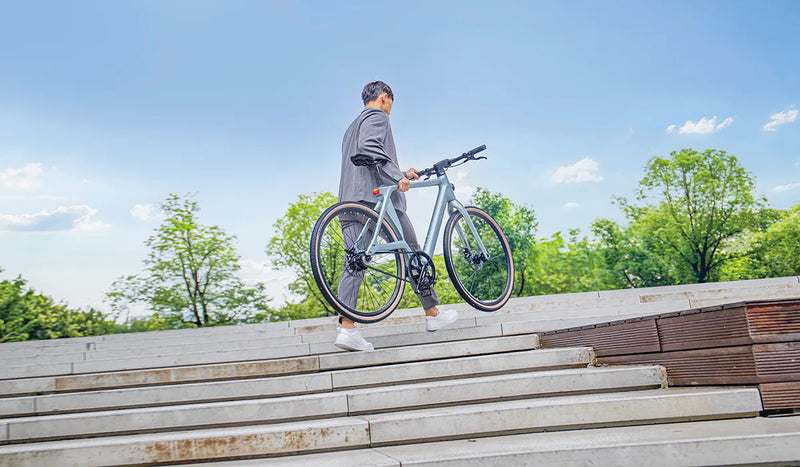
<box><xmin>310</xmin><ymin>203</ymin><xmax>405</xmax><ymax>323</ymax></box>
<box><xmin>443</xmin><ymin>206</ymin><xmax>514</xmax><ymax>311</ymax></box>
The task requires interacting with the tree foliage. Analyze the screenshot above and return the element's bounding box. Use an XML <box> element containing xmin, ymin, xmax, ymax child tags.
<box><xmin>266</xmin><ymin>192</ymin><xmax>338</xmax><ymax>320</ymax></box>
<box><xmin>108</xmin><ymin>194</ymin><xmax>270</xmax><ymax>328</ymax></box>
<box><xmin>755</xmin><ymin>203</ymin><xmax>800</xmax><ymax>277</ymax></box>
<box><xmin>1</xmin><ymin>268</ymin><xmax>122</xmax><ymax>342</ymax></box>
<box><xmin>617</xmin><ymin>148</ymin><xmax>765</xmax><ymax>283</ymax></box>
<box><xmin>717</xmin><ymin>203</ymin><xmax>800</xmax><ymax>280</ymax></box>
<box><xmin>592</xmin><ymin>217</ymin><xmax>678</xmax><ymax>288</ymax></box>
<box><xmin>519</xmin><ymin>229</ymin><xmax>614</xmax><ymax>296</ymax></box>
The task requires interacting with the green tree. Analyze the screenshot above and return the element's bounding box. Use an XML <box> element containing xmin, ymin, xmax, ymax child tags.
<box><xmin>754</xmin><ymin>203</ymin><xmax>800</xmax><ymax>277</ymax></box>
<box><xmin>470</xmin><ymin>188</ymin><xmax>538</xmax><ymax>296</ymax></box>
<box><xmin>719</xmin><ymin>203</ymin><xmax>800</xmax><ymax>280</ymax></box>
<box><xmin>591</xmin><ymin>218</ymin><xmax>678</xmax><ymax>288</ymax></box>
<box><xmin>108</xmin><ymin>194</ymin><xmax>271</xmax><ymax>328</ymax></box>
<box><xmin>266</xmin><ymin>192</ymin><xmax>338</xmax><ymax>320</ymax></box>
<box><xmin>617</xmin><ymin>148</ymin><xmax>765</xmax><ymax>283</ymax></box>
<box><xmin>1</xmin><ymin>268</ymin><xmax>123</xmax><ymax>342</ymax></box>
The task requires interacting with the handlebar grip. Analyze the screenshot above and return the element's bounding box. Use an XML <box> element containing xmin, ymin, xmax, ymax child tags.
<box><xmin>465</xmin><ymin>144</ymin><xmax>487</xmax><ymax>157</ymax></box>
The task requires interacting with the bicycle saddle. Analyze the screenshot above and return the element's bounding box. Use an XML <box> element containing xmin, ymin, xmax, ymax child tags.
<box><xmin>351</xmin><ymin>154</ymin><xmax>381</xmax><ymax>167</ymax></box>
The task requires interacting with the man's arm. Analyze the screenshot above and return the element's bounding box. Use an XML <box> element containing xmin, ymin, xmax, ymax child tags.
<box><xmin>358</xmin><ymin>113</ymin><xmax>406</xmax><ymax>182</ymax></box>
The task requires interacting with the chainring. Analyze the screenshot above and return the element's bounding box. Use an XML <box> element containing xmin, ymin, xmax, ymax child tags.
<box><xmin>407</xmin><ymin>251</ymin><xmax>436</xmax><ymax>293</ymax></box>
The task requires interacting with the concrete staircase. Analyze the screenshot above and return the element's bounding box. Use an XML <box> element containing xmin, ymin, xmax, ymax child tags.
<box><xmin>1</xmin><ymin>277</ymin><xmax>799</xmax><ymax>466</ymax></box>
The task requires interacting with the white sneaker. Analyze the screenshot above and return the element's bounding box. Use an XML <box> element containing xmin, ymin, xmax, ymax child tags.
<box><xmin>334</xmin><ymin>328</ymin><xmax>374</xmax><ymax>351</ymax></box>
<box><xmin>426</xmin><ymin>309</ymin><xmax>459</xmax><ymax>332</ymax></box>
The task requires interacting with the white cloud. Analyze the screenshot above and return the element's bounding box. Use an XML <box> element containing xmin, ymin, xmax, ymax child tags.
<box><xmin>0</xmin><ymin>205</ymin><xmax>109</xmax><ymax>233</ymax></box>
<box><xmin>773</xmin><ymin>183</ymin><xmax>800</xmax><ymax>193</ymax></box>
<box><xmin>130</xmin><ymin>203</ymin><xmax>161</xmax><ymax>221</ymax></box>
<box><xmin>0</xmin><ymin>163</ymin><xmax>43</xmax><ymax>191</ymax></box>
<box><xmin>562</xmin><ymin>202</ymin><xmax>581</xmax><ymax>209</ymax></box>
<box><xmin>551</xmin><ymin>158</ymin><xmax>604</xmax><ymax>184</ymax></box>
<box><xmin>239</xmin><ymin>259</ymin><xmax>298</xmax><ymax>306</ymax></box>
<box><xmin>671</xmin><ymin>116</ymin><xmax>734</xmax><ymax>135</ymax></box>
<box><xmin>763</xmin><ymin>109</ymin><xmax>798</xmax><ymax>132</ymax></box>
<box><xmin>448</xmin><ymin>166</ymin><xmax>476</xmax><ymax>200</ymax></box>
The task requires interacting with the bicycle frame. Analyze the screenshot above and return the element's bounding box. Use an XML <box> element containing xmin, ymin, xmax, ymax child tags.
<box><xmin>355</xmin><ymin>172</ymin><xmax>490</xmax><ymax>262</ymax></box>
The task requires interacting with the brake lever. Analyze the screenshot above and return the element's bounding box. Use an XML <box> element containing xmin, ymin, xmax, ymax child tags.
<box><xmin>472</xmin><ymin>156</ymin><xmax>487</xmax><ymax>161</ymax></box>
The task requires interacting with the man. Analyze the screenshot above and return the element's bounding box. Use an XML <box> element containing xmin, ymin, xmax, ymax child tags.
<box><xmin>335</xmin><ymin>81</ymin><xmax>459</xmax><ymax>351</ymax></box>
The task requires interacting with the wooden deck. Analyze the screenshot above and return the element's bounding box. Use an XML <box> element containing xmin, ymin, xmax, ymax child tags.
<box><xmin>539</xmin><ymin>298</ymin><xmax>800</xmax><ymax>410</ymax></box>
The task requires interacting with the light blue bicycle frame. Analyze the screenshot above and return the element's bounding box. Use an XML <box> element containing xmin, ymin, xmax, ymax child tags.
<box><xmin>355</xmin><ymin>172</ymin><xmax>490</xmax><ymax>262</ymax></box>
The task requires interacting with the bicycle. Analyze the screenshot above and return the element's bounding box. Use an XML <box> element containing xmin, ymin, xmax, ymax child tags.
<box><xmin>309</xmin><ymin>144</ymin><xmax>514</xmax><ymax>324</ymax></box>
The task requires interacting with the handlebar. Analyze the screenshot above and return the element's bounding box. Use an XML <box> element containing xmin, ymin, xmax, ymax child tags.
<box><xmin>415</xmin><ymin>145</ymin><xmax>487</xmax><ymax>179</ymax></box>
<box><xmin>465</xmin><ymin>144</ymin><xmax>487</xmax><ymax>157</ymax></box>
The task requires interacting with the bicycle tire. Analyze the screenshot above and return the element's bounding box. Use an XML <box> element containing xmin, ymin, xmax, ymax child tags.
<box><xmin>442</xmin><ymin>206</ymin><xmax>514</xmax><ymax>311</ymax></box>
<box><xmin>309</xmin><ymin>202</ymin><xmax>406</xmax><ymax>323</ymax></box>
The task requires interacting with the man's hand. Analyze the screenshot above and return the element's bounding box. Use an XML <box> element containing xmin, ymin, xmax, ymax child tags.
<box><xmin>397</xmin><ymin>168</ymin><xmax>418</xmax><ymax>192</ymax></box>
<box><xmin>398</xmin><ymin>177</ymin><xmax>410</xmax><ymax>192</ymax></box>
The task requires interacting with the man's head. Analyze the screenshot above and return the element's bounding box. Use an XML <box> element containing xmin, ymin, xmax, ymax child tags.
<box><xmin>362</xmin><ymin>81</ymin><xmax>394</xmax><ymax>115</ymax></box>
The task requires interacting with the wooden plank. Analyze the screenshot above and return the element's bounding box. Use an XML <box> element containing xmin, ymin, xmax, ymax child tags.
<box><xmin>759</xmin><ymin>381</ymin><xmax>800</xmax><ymax>410</ymax></box>
<box><xmin>745</xmin><ymin>300</ymin><xmax>800</xmax><ymax>344</ymax></box>
<box><xmin>754</xmin><ymin>342</ymin><xmax>800</xmax><ymax>383</ymax></box>
<box><xmin>657</xmin><ymin>308</ymin><xmax>752</xmax><ymax>352</ymax></box>
<box><xmin>539</xmin><ymin>320</ymin><xmax>660</xmax><ymax>357</ymax></box>
<box><xmin>599</xmin><ymin>346</ymin><xmax>757</xmax><ymax>386</ymax></box>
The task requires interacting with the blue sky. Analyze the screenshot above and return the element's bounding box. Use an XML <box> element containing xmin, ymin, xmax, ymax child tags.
<box><xmin>1</xmin><ymin>1</ymin><xmax>798</xmax><ymax>311</ymax></box>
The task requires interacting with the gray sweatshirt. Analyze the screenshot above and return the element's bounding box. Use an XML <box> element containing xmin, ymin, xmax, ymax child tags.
<box><xmin>338</xmin><ymin>107</ymin><xmax>407</xmax><ymax>212</ymax></box>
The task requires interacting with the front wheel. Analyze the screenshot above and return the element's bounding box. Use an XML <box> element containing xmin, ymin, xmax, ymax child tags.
<box><xmin>442</xmin><ymin>206</ymin><xmax>514</xmax><ymax>311</ymax></box>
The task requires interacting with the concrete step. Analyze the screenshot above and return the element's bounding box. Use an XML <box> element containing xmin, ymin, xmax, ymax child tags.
<box><xmin>499</xmin><ymin>313</ymin><xmax>655</xmax><ymax>336</ymax></box>
<box><xmin>0</xmin><ymin>334</ymin><xmax>307</xmax><ymax>369</ymax></box>
<box><xmin>299</xmin><ymin>317</ymin><xmax>478</xmax><ymax>342</ymax></box>
<box><xmin>214</xmin><ymin>415</ymin><xmax>800</xmax><ymax>467</ymax></box>
<box><xmin>360</xmin><ymin>387</ymin><xmax>762</xmax><ymax>446</ymax></box>
<box><xmin>328</xmin><ymin>347</ymin><xmax>593</xmax><ymax>390</ymax></box>
<box><xmin>0</xmin><ymin>356</ymin><xmax>319</xmax><ymax>398</ymax></box>
<box><xmin>310</xmin><ymin>323</ymin><xmax>507</xmax><ymax>354</ymax></box>
<box><xmin>0</xmin><ymin>387</ymin><xmax>762</xmax><ymax>466</ymax></box>
<box><xmin>0</xmin><ymin>321</ymin><xmax>296</xmax><ymax>356</ymax></box>
<box><xmin>0</xmin><ymin>335</ymin><xmax>540</xmax><ymax>416</ymax></box>
<box><xmin>0</xmin><ymin>343</ymin><xmax>314</xmax><ymax>380</ymax></box>
<box><xmin>2</xmin><ymin>366</ymin><xmax>665</xmax><ymax>442</ymax></box>
<box><xmin>474</xmin><ymin>300</ymin><xmax>688</xmax><ymax>326</ymax></box>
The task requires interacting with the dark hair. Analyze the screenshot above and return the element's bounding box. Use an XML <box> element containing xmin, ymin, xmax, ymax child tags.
<box><xmin>361</xmin><ymin>81</ymin><xmax>394</xmax><ymax>105</ymax></box>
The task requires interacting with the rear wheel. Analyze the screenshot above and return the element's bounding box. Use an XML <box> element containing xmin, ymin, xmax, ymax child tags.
<box><xmin>442</xmin><ymin>206</ymin><xmax>514</xmax><ymax>311</ymax></box>
<box><xmin>309</xmin><ymin>202</ymin><xmax>406</xmax><ymax>323</ymax></box>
